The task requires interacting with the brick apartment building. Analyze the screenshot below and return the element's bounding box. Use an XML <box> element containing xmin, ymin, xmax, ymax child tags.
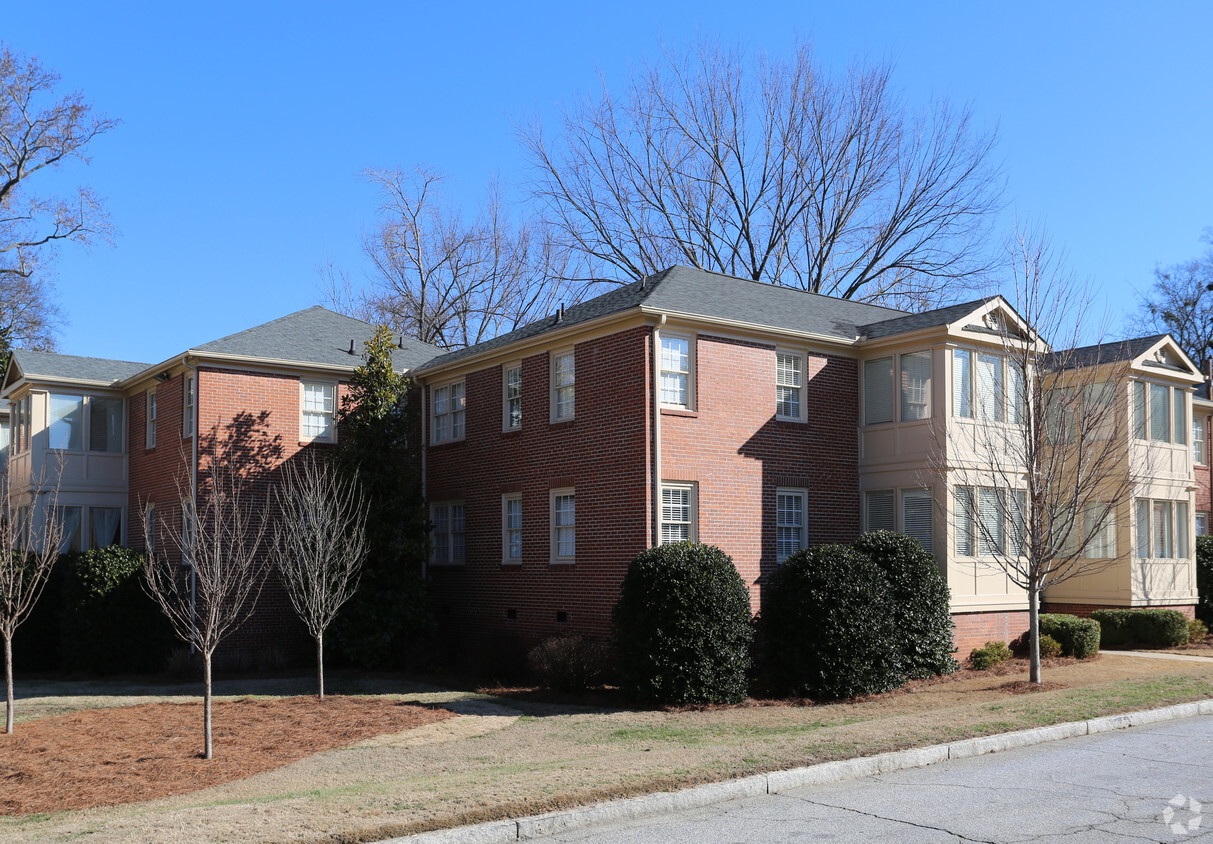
<box><xmin>2</xmin><ymin>266</ymin><xmax>1208</xmax><ymax>663</ymax></box>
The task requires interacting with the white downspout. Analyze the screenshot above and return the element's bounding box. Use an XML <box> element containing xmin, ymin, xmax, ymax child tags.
<box><xmin>652</xmin><ymin>320</ymin><xmax>664</xmax><ymax>547</ymax></box>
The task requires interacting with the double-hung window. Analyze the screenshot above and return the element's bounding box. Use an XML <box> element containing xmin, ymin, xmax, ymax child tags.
<box><xmin>552</xmin><ymin>350</ymin><xmax>575</xmax><ymax>421</ymax></box>
<box><xmin>432</xmin><ymin>381</ymin><xmax>466</xmax><ymax>444</ymax></box>
<box><xmin>1150</xmin><ymin>383</ymin><xmax>1171</xmax><ymax>442</ymax></box>
<box><xmin>146</xmin><ymin>391</ymin><xmax>157</xmax><ymax>449</ymax></box>
<box><xmin>502</xmin><ymin>494</ymin><xmax>522</xmax><ymax>563</ymax></box>
<box><xmin>431</xmin><ymin>501</ymin><xmax>466</xmax><ymax>565</ymax></box>
<box><xmin>660</xmin><ymin>483</ymin><xmax>696</xmax><ymax>544</ymax></box>
<box><xmin>775</xmin><ymin>488</ymin><xmax>807</xmax><ymax>562</ymax></box>
<box><xmin>551</xmin><ymin>488</ymin><xmax>575</xmax><ymax>562</ymax></box>
<box><xmin>183</xmin><ymin>375</ymin><xmax>195</xmax><ymax>437</ymax></box>
<box><xmin>899</xmin><ymin>351</ymin><xmax>932</xmax><ymax>421</ymax></box>
<box><xmin>864</xmin><ymin>357</ymin><xmax>894</xmax><ymax>424</ymax></box>
<box><xmin>503</xmin><ymin>364</ymin><xmax>522</xmax><ymax>431</ymax></box>
<box><xmin>776</xmin><ymin>351</ymin><xmax>804</xmax><ymax>421</ymax></box>
<box><xmin>661</xmin><ymin>335</ymin><xmax>692</xmax><ymax>408</ymax></box>
<box><xmin>301</xmin><ymin>382</ymin><xmax>336</xmax><ymax>442</ymax></box>
<box><xmin>1194</xmin><ymin>416</ymin><xmax>1207</xmax><ymax>465</ymax></box>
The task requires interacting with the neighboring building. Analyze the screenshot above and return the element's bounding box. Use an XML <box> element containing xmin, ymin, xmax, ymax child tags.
<box><xmin>1</xmin><ymin>307</ymin><xmax>442</xmax><ymax>661</ymax></box>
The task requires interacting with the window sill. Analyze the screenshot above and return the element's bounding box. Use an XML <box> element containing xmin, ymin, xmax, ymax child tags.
<box><xmin>429</xmin><ymin>437</ymin><xmax>467</xmax><ymax>449</ymax></box>
<box><xmin>549</xmin><ymin>417</ymin><xmax>575</xmax><ymax>426</ymax></box>
<box><xmin>501</xmin><ymin>559</ymin><xmax>522</xmax><ymax>566</ymax></box>
<box><xmin>775</xmin><ymin>415</ymin><xmax>807</xmax><ymax>424</ymax></box>
<box><xmin>502</xmin><ymin>427</ymin><xmax>522</xmax><ymax>435</ymax></box>
<box><xmin>298</xmin><ymin>439</ymin><xmax>337</xmax><ymax>447</ymax></box>
<box><xmin>661</xmin><ymin>408</ymin><xmax>698</xmax><ymax>418</ymax></box>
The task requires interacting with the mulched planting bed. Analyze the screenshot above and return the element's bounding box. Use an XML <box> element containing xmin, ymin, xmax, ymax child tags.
<box><xmin>0</xmin><ymin>696</ymin><xmax>453</xmax><ymax>815</ymax></box>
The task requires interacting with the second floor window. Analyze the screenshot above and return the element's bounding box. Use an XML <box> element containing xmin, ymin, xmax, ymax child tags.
<box><xmin>48</xmin><ymin>394</ymin><xmax>84</xmax><ymax>450</ymax></box>
<box><xmin>660</xmin><ymin>335</ymin><xmax>691</xmax><ymax>408</ymax></box>
<box><xmin>776</xmin><ymin>352</ymin><xmax>803</xmax><ymax>420</ymax></box>
<box><xmin>504</xmin><ymin>365</ymin><xmax>522</xmax><ymax>431</ymax></box>
<box><xmin>146</xmin><ymin>391</ymin><xmax>157</xmax><ymax>448</ymax></box>
<box><xmin>183</xmin><ymin>375</ymin><xmax>195</xmax><ymax>437</ymax></box>
<box><xmin>553</xmin><ymin>351</ymin><xmax>575</xmax><ymax>421</ymax></box>
<box><xmin>301</xmin><ymin>382</ymin><xmax>335</xmax><ymax>441</ymax></box>
<box><xmin>0</xmin><ymin>417</ymin><xmax>8</xmax><ymax>472</ymax></box>
<box><xmin>48</xmin><ymin>394</ymin><xmax>124</xmax><ymax>452</ymax></box>
<box><xmin>432</xmin><ymin>381</ymin><xmax>465</xmax><ymax>444</ymax></box>
<box><xmin>1195</xmin><ymin>416</ymin><xmax>1207</xmax><ymax>465</ymax></box>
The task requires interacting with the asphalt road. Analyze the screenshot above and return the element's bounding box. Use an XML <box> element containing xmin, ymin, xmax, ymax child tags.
<box><xmin>534</xmin><ymin>715</ymin><xmax>1213</xmax><ymax>843</ymax></box>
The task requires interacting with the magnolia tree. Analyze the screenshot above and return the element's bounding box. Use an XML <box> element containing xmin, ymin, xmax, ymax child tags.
<box><xmin>271</xmin><ymin>454</ymin><xmax>368</xmax><ymax>700</ymax></box>
<box><xmin>941</xmin><ymin>225</ymin><xmax>1140</xmax><ymax>683</ymax></box>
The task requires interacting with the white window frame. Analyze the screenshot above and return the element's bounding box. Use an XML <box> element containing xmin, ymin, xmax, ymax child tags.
<box><xmin>300</xmin><ymin>381</ymin><xmax>337</xmax><ymax>443</ymax></box>
<box><xmin>183</xmin><ymin>375</ymin><xmax>195</xmax><ymax>438</ymax></box>
<box><xmin>660</xmin><ymin>482</ymin><xmax>697</xmax><ymax>544</ymax></box>
<box><xmin>1197</xmin><ymin>511</ymin><xmax>1209</xmax><ymax>537</ymax></box>
<box><xmin>502</xmin><ymin>493</ymin><xmax>523</xmax><ymax>564</ymax></box>
<box><xmin>551</xmin><ymin>349</ymin><xmax>575</xmax><ymax>422</ymax></box>
<box><xmin>431</xmin><ymin>380</ymin><xmax>466</xmax><ymax>445</ymax></box>
<box><xmin>146</xmin><ymin>390</ymin><xmax>157</xmax><ymax>450</ymax></box>
<box><xmin>430</xmin><ymin>500</ymin><xmax>466</xmax><ymax>566</ymax></box>
<box><xmin>1194</xmin><ymin>415</ymin><xmax>1207</xmax><ymax>465</ymax></box>
<box><xmin>660</xmin><ymin>333</ymin><xmax>695</xmax><ymax>410</ymax></box>
<box><xmin>502</xmin><ymin>362</ymin><xmax>523</xmax><ymax>432</ymax></box>
<box><xmin>899</xmin><ymin>350</ymin><xmax>933</xmax><ymax>422</ymax></box>
<box><xmin>1082</xmin><ymin>502</ymin><xmax>1116</xmax><ymax>559</ymax></box>
<box><xmin>550</xmin><ymin>487</ymin><xmax>576</xmax><ymax>564</ymax></box>
<box><xmin>775</xmin><ymin>349</ymin><xmax>806</xmax><ymax>422</ymax></box>
<box><xmin>775</xmin><ymin>487</ymin><xmax>808</xmax><ymax>563</ymax></box>
<box><xmin>954</xmin><ymin>486</ymin><xmax>976</xmax><ymax>557</ymax></box>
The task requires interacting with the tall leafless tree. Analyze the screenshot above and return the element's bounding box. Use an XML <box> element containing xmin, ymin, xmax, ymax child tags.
<box><xmin>1137</xmin><ymin>228</ymin><xmax>1213</xmax><ymax>367</ymax></box>
<box><xmin>270</xmin><ymin>454</ymin><xmax>369</xmax><ymax>701</ymax></box>
<box><xmin>523</xmin><ymin>38</ymin><xmax>1002</xmax><ymax>311</ymax></box>
<box><xmin>142</xmin><ymin>456</ymin><xmax>267</xmax><ymax>759</ymax></box>
<box><xmin>327</xmin><ymin>168</ymin><xmax>592</xmax><ymax>350</ymax></box>
<box><xmin>0</xmin><ymin>43</ymin><xmax>118</xmax><ymax>354</ymax></box>
<box><xmin>1</xmin><ymin>468</ymin><xmax>64</xmax><ymax>733</ymax></box>
<box><xmin>941</xmin><ymin>223</ymin><xmax>1139</xmax><ymax>683</ymax></box>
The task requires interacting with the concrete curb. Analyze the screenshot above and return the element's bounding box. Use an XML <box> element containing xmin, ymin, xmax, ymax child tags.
<box><xmin>392</xmin><ymin>700</ymin><xmax>1213</xmax><ymax>843</ymax></box>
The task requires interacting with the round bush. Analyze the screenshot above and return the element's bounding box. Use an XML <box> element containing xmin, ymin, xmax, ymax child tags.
<box><xmin>612</xmin><ymin>542</ymin><xmax>752</xmax><ymax>705</ymax></box>
<box><xmin>1039</xmin><ymin>613</ymin><xmax>1101</xmax><ymax>658</ymax></box>
<box><xmin>969</xmin><ymin>640</ymin><xmax>1011</xmax><ymax>670</ymax></box>
<box><xmin>762</xmin><ymin>544</ymin><xmax>903</xmax><ymax>699</ymax></box>
<box><xmin>1038</xmin><ymin>634</ymin><xmax>1063</xmax><ymax>659</ymax></box>
<box><xmin>852</xmin><ymin>531</ymin><xmax>957</xmax><ymax>678</ymax></box>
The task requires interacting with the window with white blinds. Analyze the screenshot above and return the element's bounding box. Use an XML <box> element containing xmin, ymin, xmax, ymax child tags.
<box><xmin>1008</xmin><ymin>362</ymin><xmax>1026</xmax><ymax>425</ymax></box>
<box><xmin>977</xmin><ymin>353</ymin><xmax>1004</xmax><ymax>422</ymax></box>
<box><xmin>661</xmin><ymin>484</ymin><xmax>695</xmax><ymax>544</ymax></box>
<box><xmin>776</xmin><ymin>352</ymin><xmax>803</xmax><ymax>420</ymax></box>
<box><xmin>978</xmin><ymin>488</ymin><xmax>1005</xmax><ymax>555</ymax></box>
<box><xmin>1150</xmin><ymin>383</ymin><xmax>1170</xmax><ymax>442</ymax></box>
<box><xmin>953</xmin><ymin>350</ymin><xmax>973</xmax><ymax>418</ymax></box>
<box><xmin>864</xmin><ymin>357</ymin><xmax>894</xmax><ymax>425</ymax></box>
<box><xmin>865</xmin><ymin>490</ymin><xmax>895</xmax><ymax>532</ymax></box>
<box><xmin>1136</xmin><ymin>499</ymin><xmax>1150</xmax><ymax>557</ymax></box>
<box><xmin>1133</xmin><ymin>382</ymin><xmax>1147</xmax><ymax>440</ymax></box>
<box><xmin>776</xmin><ymin>488</ymin><xmax>807</xmax><ymax>562</ymax></box>
<box><xmin>899</xmin><ymin>351</ymin><xmax>931</xmax><ymax>421</ymax></box>
<box><xmin>901</xmin><ymin>489</ymin><xmax>933</xmax><ymax>552</ymax></box>
<box><xmin>1177</xmin><ymin>501</ymin><xmax>1189</xmax><ymax>559</ymax></box>
<box><xmin>1174</xmin><ymin>389</ymin><xmax>1187</xmax><ymax>445</ymax></box>
<box><xmin>1009</xmin><ymin>490</ymin><xmax>1027</xmax><ymax>557</ymax></box>
<box><xmin>955</xmin><ymin>487</ymin><xmax>975</xmax><ymax>556</ymax></box>
<box><xmin>1153</xmin><ymin>500</ymin><xmax>1172</xmax><ymax>557</ymax></box>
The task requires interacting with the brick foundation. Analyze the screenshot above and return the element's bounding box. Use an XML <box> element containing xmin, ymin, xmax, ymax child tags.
<box><xmin>951</xmin><ymin>610</ymin><xmax>1030</xmax><ymax>656</ymax></box>
<box><xmin>1041</xmin><ymin>602</ymin><xmax>1196</xmax><ymax>620</ymax></box>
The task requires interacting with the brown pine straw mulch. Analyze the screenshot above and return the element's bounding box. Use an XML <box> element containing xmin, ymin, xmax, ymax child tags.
<box><xmin>0</xmin><ymin>696</ymin><xmax>454</xmax><ymax>816</ymax></box>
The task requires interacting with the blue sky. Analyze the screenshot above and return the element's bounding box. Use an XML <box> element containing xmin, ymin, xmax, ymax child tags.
<box><xmin>7</xmin><ymin>1</ymin><xmax>1212</xmax><ymax>363</ymax></box>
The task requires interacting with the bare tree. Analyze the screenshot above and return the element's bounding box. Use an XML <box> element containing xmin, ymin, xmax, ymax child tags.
<box><xmin>941</xmin><ymin>223</ymin><xmax>1138</xmax><ymax>683</ymax></box>
<box><xmin>142</xmin><ymin>457</ymin><xmax>267</xmax><ymax>759</ymax></box>
<box><xmin>1137</xmin><ymin>228</ymin><xmax>1213</xmax><ymax>366</ymax></box>
<box><xmin>0</xmin><ymin>43</ymin><xmax>118</xmax><ymax>355</ymax></box>
<box><xmin>0</xmin><ymin>469</ymin><xmax>64</xmax><ymax>733</ymax></box>
<box><xmin>523</xmin><ymin>38</ymin><xmax>1001</xmax><ymax>310</ymax></box>
<box><xmin>337</xmin><ymin>168</ymin><xmax>592</xmax><ymax>350</ymax></box>
<box><xmin>270</xmin><ymin>454</ymin><xmax>369</xmax><ymax>701</ymax></box>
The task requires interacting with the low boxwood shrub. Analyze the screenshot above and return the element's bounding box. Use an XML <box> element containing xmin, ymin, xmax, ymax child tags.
<box><xmin>1038</xmin><ymin>613</ymin><xmax>1100</xmax><ymax>659</ymax></box>
<box><xmin>969</xmin><ymin>641</ymin><xmax>1011</xmax><ymax>670</ymax></box>
<box><xmin>527</xmin><ymin>634</ymin><xmax>607</xmax><ymax>693</ymax></box>
<box><xmin>852</xmin><ymin>531</ymin><xmax>957</xmax><ymax>678</ymax></box>
<box><xmin>1092</xmin><ymin>608</ymin><xmax>1190</xmax><ymax>648</ymax></box>
<box><xmin>613</xmin><ymin>542</ymin><xmax>752</xmax><ymax>705</ymax></box>
<box><xmin>762</xmin><ymin>544</ymin><xmax>903</xmax><ymax>699</ymax></box>
<box><xmin>60</xmin><ymin>545</ymin><xmax>174</xmax><ymax>674</ymax></box>
<box><xmin>1038</xmin><ymin>634</ymin><xmax>1063</xmax><ymax>659</ymax></box>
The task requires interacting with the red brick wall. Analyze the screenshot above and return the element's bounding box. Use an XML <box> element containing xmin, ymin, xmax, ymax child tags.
<box><xmin>952</xmin><ymin>610</ymin><xmax>1030</xmax><ymax>656</ymax></box>
<box><xmin>1042</xmin><ymin>601</ymin><xmax>1196</xmax><ymax>620</ymax></box>
<box><xmin>425</xmin><ymin>327</ymin><xmax>651</xmax><ymax>652</ymax></box>
<box><xmin>128</xmin><ymin>372</ymin><xmax>193</xmax><ymax>557</ymax></box>
<box><xmin>1197</xmin><ymin>409</ymin><xmax>1211</xmax><ymax>528</ymax></box>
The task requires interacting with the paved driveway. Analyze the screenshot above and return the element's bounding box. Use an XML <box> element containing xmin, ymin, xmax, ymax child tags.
<box><xmin>536</xmin><ymin>716</ymin><xmax>1213</xmax><ymax>843</ymax></box>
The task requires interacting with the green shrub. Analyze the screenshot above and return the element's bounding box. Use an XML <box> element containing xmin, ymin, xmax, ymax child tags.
<box><xmin>1190</xmin><ymin>618</ymin><xmax>1209</xmax><ymax>643</ymax></box>
<box><xmin>852</xmin><ymin>531</ymin><xmax>957</xmax><ymax>678</ymax></box>
<box><xmin>1038</xmin><ymin>634</ymin><xmax>1063</xmax><ymax>659</ymax></box>
<box><xmin>1198</xmin><ymin>535</ymin><xmax>1213</xmax><ymax>625</ymax></box>
<box><xmin>762</xmin><ymin>544</ymin><xmax>903</xmax><ymax>699</ymax></box>
<box><xmin>1092</xmin><ymin>608</ymin><xmax>1190</xmax><ymax>648</ymax></box>
<box><xmin>527</xmin><ymin>634</ymin><xmax>607</xmax><ymax>693</ymax></box>
<box><xmin>60</xmin><ymin>546</ymin><xmax>173</xmax><ymax>674</ymax></box>
<box><xmin>613</xmin><ymin>542</ymin><xmax>752</xmax><ymax>705</ymax></box>
<box><xmin>969</xmin><ymin>641</ymin><xmax>1011</xmax><ymax>670</ymax></box>
<box><xmin>1039</xmin><ymin>614</ymin><xmax>1101</xmax><ymax>659</ymax></box>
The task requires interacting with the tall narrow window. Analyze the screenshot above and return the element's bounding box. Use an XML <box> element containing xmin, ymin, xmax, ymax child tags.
<box><xmin>776</xmin><ymin>352</ymin><xmax>803</xmax><ymax>420</ymax></box>
<box><xmin>146</xmin><ymin>391</ymin><xmax>157</xmax><ymax>449</ymax></box>
<box><xmin>302</xmin><ymin>382</ymin><xmax>336</xmax><ymax>441</ymax></box>
<box><xmin>953</xmin><ymin>350</ymin><xmax>973</xmax><ymax>418</ymax></box>
<box><xmin>1083</xmin><ymin>503</ymin><xmax>1115</xmax><ymax>559</ymax></box>
<box><xmin>1150</xmin><ymin>383</ymin><xmax>1170</xmax><ymax>442</ymax></box>
<box><xmin>504</xmin><ymin>365</ymin><xmax>522</xmax><ymax>431</ymax></box>
<box><xmin>1153</xmin><ymin>500</ymin><xmax>1173</xmax><ymax>558</ymax></box>
<box><xmin>431</xmin><ymin>502</ymin><xmax>466</xmax><ymax>565</ymax></box>
<box><xmin>1174</xmin><ymin>389</ymin><xmax>1187</xmax><ymax>445</ymax></box>
<box><xmin>1177</xmin><ymin>501</ymin><xmax>1189</xmax><ymax>559</ymax></box>
<box><xmin>1009</xmin><ymin>361</ymin><xmax>1027</xmax><ymax>425</ymax></box>
<box><xmin>776</xmin><ymin>488</ymin><xmax>807</xmax><ymax>562</ymax></box>
<box><xmin>661</xmin><ymin>336</ymin><xmax>691</xmax><ymax>408</ymax></box>
<box><xmin>183</xmin><ymin>375</ymin><xmax>195</xmax><ymax>437</ymax></box>
<box><xmin>865</xmin><ymin>490</ymin><xmax>895</xmax><ymax>532</ymax></box>
<box><xmin>978</xmin><ymin>488</ymin><xmax>1005</xmax><ymax>555</ymax></box>
<box><xmin>552</xmin><ymin>489</ymin><xmax>576</xmax><ymax>561</ymax></box>
<box><xmin>431</xmin><ymin>382</ymin><xmax>465</xmax><ymax>444</ymax></box>
<box><xmin>1133</xmin><ymin>382</ymin><xmax>1147</xmax><ymax>440</ymax></box>
<box><xmin>55</xmin><ymin>506</ymin><xmax>82</xmax><ymax>554</ymax></box>
<box><xmin>143</xmin><ymin>504</ymin><xmax>156</xmax><ymax>554</ymax></box>
<box><xmin>977</xmin><ymin>353</ymin><xmax>1005</xmax><ymax>422</ymax></box>
<box><xmin>901</xmin><ymin>488</ymin><xmax>933</xmax><ymax>552</ymax></box>
<box><xmin>1197</xmin><ymin>512</ymin><xmax>1208</xmax><ymax>537</ymax></box>
<box><xmin>1136</xmin><ymin>499</ymin><xmax>1150</xmax><ymax>557</ymax></box>
<box><xmin>48</xmin><ymin>394</ymin><xmax>84</xmax><ymax>450</ymax></box>
<box><xmin>1194</xmin><ymin>416</ymin><xmax>1207</xmax><ymax>465</ymax></box>
<box><xmin>661</xmin><ymin>483</ymin><xmax>695</xmax><ymax>544</ymax></box>
<box><xmin>864</xmin><ymin>357</ymin><xmax>894</xmax><ymax>425</ymax></box>
<box><xmin>1009</xmin><ymin>491</ymin><xmax>1027</xmax><ymax>557</ymax></box>
<box><xmin>90</xmin><ymin>397</ymin><xmax>123</xmax><ymax>453</ymax></box>
<box><xmin>899</xmin><ymin>351</ymin><xmax>931</xmax><ymax>421</ymax></box>
<box><xmin>553</xmin><ymin>351</ymin><xmax>575</xmax><ymax>421</ymax></box>
<box><xmin>503</xmin><ymin>495</ymin><xmax>523</xmax><ymax>562</ymax></box>
<box><xmin>955</xmin><ymin>487</ymin><xmax>975</xmax><ymax>556</ymax></box>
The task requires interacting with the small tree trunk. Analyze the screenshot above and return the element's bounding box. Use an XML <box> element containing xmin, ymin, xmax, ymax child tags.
<box><xmin>4</xmin><ymin>632</ymin><xmax>13</xmax><ymax>734</ymax></box>
<box><xmin>203</xmin><ymin>649</ymin><xmax>213</xmax><ymax>759</ymax></box>
<box><xmin>1028</xmin><ymin>587</ymin><xmax>1041</xmax><ymax>685</ymax></box>
<box><xmin>316</xmin><ymin>634</ymin><xmax>325</xmax><ymax>702</ymax></box>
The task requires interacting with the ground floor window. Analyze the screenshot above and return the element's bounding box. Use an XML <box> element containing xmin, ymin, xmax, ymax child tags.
<box><xmin>551</xmin><ymin>489</ymin><xmax>575</xmax><ymax>562</ymax></box>
<box><xmin>1136</xmin><ymin>498</ymin><xmax>1191</xmax><ymax>559</ymax></box>
<box><xmin>431</xmin><ymin>501</ymin><xmax>466</xmax><ymax>565</ymax></box>
<box><xmin>502</xmin><ymin>494</ymin><xmax>522</xmax><ymax>563</ymax></box>
<box><xmin>776</xmin><ymin>487</ymin><xmax>807</xmax><ymax>563</ymax></box>
<box><xmin>660</xmin><ymin>483</ymin><xmax>696</xmax><ymax>544</ymax></box>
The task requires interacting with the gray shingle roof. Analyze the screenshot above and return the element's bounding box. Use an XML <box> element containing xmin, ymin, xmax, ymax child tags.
<box><xmin>193</xmin><ymin>306</ymin><xmax>442</xmax><ymax>371</ymax></box>
<box><xmin>419</xmin><ymin>265</ymin><xmax>908</xmax><ymax>371</ymax></box>
<box><xmin>9</xmin><ymin>349</ymin><xmax>151</xmax><ymax>385</ymax></box>
<box><xmin>1042</xmin><ymin>335</ymin><xmax>1169</xmax><ymax>371</ymax></box>
<box><xmin>857</xmin><ymin>298</ymin><xmax>998</xmax><ymax>340</ymax></box>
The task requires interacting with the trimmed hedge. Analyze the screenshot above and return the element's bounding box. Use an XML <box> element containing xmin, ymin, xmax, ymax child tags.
<box><xmin>1092</xmin><ymin>608</ymin><xmax>1190</xmax><ymax>648</ymax></box>
<box><xmin>852</xmin><ymin>531</ymin><xmax>957</xmax><ymax>678</ymax></box>
<box><xmin>613</xmin><ymin>542</ymin><xmax>752</xmax><ymax>705</ymax></box>
<box><xmin>60</xmin><ymin>545</ymin><xmax>174</xmax><ymax>674</ymax></box>
<box><xmin>1038</xmin><ymin>613</ymin><xmax>1101</xmax><ymax>659</ymax></box>
<box><xmin>763</xmin><ymin>544</ymin><xmax>903</xmax><ymax>699</ymax></box>
<box><xmin>1198</xmin><ymin>535</ymin><xmax>1213</xmax><ymax>625</ymax></box>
